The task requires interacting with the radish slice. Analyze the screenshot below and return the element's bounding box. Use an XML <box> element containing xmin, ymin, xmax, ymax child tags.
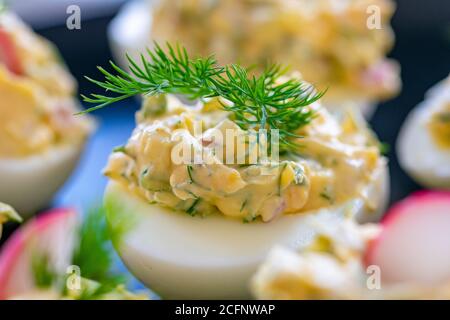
<box><xmin>365</xmin><ymin>191</ymin><xmax>450</xmax><ymax>286</ymax></box>
<box><xmin>0</xmin><ymin>28</ymin><xmax>22</xmax><ymax>75</ymax></box>
<box><xmin>0</xmin><ymin>208</ymin><xmax>78</xmax><ymax>299</ymax></box>
<box><xmin>103</xmin><ymin>181</ymin><xmax>383</xmax><ymax>299</ymax></box>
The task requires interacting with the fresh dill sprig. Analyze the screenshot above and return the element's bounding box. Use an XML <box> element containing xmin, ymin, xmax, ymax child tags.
<box><xmin>81</xmin><ymin>43</ymin><xmax>325</xmax><ymax>151</ymax></box>
<box><xmin>81</xmin><ymin>43</ymin><xmax>221</xmax><ymax>112</ymax></box>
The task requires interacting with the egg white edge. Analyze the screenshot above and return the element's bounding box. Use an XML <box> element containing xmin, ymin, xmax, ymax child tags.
<box><xmin>0</xmin><ymin>143</ymin><xmax>87</xmax><ymax>217</ymax></box>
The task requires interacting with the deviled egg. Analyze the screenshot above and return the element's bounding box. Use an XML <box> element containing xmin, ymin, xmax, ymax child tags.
<box><xmin>110</xmin><ymin>0</ymin><xmax>401</xmax><ymax>117</ymax></box>
<box><xmin>103</xmin><ymin>99</ymin><xmax>388</xmax><ymax>299</ymax></box>
<box><xmin>0</xmin><ymin>12</ymin><xmax>94</xmax><ymax>216</ymax></box>
<box><xmin>252</xmin><ymin>191</ymin><xmax>450</xmax><ymax>299</ymax></box>
<box><xmin>0</xmin><ymin>202</ymin><xmax>21</xmax><ymax>239</ymax></box>
<box><xmin>397</xmin><ymin>74</ymin><xmax>450</xmax><ymax>189</ymax></box>
<box><xmin>84</xmin><ymin>44</ymin><xmax>389</xmax><ymax>298</ymax></box>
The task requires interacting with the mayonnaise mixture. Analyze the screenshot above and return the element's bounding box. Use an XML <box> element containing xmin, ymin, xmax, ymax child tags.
<box><xmin>151</xmin><ymin>0</ymin><xmax>400</xmax><ymax>103</ymax></box>
<box><xmin>104</xmin><ymin>91</ymin><xmax>385</xmax><ymax>222</ymax></box>
<box><xmin>0</xmin><ymin>12</ymin><xmax>93</xmax><ymax>157</ymax></box>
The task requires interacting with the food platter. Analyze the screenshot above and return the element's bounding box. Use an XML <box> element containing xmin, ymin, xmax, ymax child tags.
<box><xmin>0</xmin><ymin>0</ymin><xmax>449</xmax><ymax>300</ymax></box>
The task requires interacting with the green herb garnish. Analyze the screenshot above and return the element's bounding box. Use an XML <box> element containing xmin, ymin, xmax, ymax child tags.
<box><xmin>113</xmin><ymin>145</ymin><xmax>127</xmax><ymax>153</ymax></box>
<box><xmin>240</xmin><ymin>199</ymin><xmax>248</xmax><ymax>213</ymax></box>
<box><xmin>379</xmin><ymin>142</ymin><xmax>390</xmax><ymax>155</ymax></box>
<box><xmin>32</xmin><ymin>254</ymin><xmax>58</xmax><ymax>289</ymax></box>
<box><xmin>0</xmin><ymin>1</ymin><xmax>7</xmax><ymax>14</ymax></box>
<box><xmin>186</xmin><ymin>198</ymin><xmax>201</xmax><ymax>216</ymax></box>
<box><xmin>187</xmin><ymin>165</ymin><xmax>196</xmax><ymax>184</ymax></box>
<box><xmin>29</xmin><ymin>206</ymin><xmax>139</xmax><ymax>300</ymax></box>
<box><xmin>72</xmin><ymin>206</ymin><xmax>124</xmax><ymax>288</ymax></box>
<box><xmin>81</xmin><ymin>43</ymin><xmax>325</xmax><ymax>151</ymax></box>
<box><xmin>243</xmin><ymin>214</ymin><xmax>257</xmax><ymax>224</ymax></box>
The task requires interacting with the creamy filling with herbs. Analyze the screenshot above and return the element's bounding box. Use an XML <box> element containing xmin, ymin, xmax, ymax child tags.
<box><xmin>104</xmin><ymin>94</ymin><xmax>383</xmax><ymax>222</ymax></box>
<box><xmin>0</xmin><ymin>12</ymin><xmax>93</xmax><ymax>157</ymax></box>
<box><xmin>151</xmin><ymin>0</ymin><xmax>400</xmax><ymax>102</ymax></box>
<box><xmin>428</xmin><ymin>103</ymin><xmax>450</xmax><ymax>150</ymax></box>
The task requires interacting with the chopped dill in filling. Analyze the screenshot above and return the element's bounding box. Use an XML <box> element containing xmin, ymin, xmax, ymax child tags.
<box><xmin>85</xmin><ymin>44</ymin><xmax>384</xmax><ymax>222</ymax></box>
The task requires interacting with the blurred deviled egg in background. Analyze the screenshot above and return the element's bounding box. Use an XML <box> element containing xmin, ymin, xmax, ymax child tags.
<box><xmin>252</xmin><ymin>191</ymin><xmax>450</xmax><ymax>299</ymax></box>
<box><xmin>397</xmin><ymin>74</ymin><xmax>450</xmax><ymax>189</ymax></box>
<box><xmin>0</xmin><ymin>202</ymin><xmax>21</xmax><ymax>240</ymax></box>
<box><xmin>0</xmin><ymin>11</ymin><xmax>95</xmax><ymax>217</ymax></box>
<box><xmin>109</xmin><ymin>0</ymin><xmax>401</xmax><ymax>117</ymax></box>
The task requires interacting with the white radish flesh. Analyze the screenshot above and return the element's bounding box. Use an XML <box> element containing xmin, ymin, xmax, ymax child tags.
<box><xmin>366</xmin><ymin>192</ymin><xmax>450</xmax><ymax>286</ymax></box>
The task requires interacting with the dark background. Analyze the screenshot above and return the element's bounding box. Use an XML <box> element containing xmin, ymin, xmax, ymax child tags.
<box><xmin>1</xmin><ymin>0</ymin><xmax>450</xmax><ymax>239</ymax></box>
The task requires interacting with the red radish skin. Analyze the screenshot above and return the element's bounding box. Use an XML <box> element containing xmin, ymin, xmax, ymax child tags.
<box><xmin>0</xmin><ymin>28</ymin><xmax>22</xmax><ymax>75</ymax></box>
<box><xmin>365</xmin><ymin>191</ymin><xmax>450</xmax><ymax>286</ymax></box>
<box><xmin>0</xmin><ymin>208</ymin><xmax>77</xmax><ymax>299</ymax></box>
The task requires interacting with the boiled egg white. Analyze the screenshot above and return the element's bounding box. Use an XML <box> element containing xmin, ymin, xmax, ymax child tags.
<box><xmin>397</xmin><ymin>75</ymin><xmax>450</xmax><ymax>189</ymax></box>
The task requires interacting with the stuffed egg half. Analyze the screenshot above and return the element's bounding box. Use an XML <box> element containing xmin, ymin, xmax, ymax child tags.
<box><xmin>109</xmin><ymin>0</ymin><xmax>400</xmax><ymax>118</ymax></box>
<box><xmin>397</xmin><ymin>74</ymin><xmax>450</xmax><ymax>189</ymax></box>
<box><xmin>103</xmin><ymin>92</ymin><xmax>388</xmax><ymax>299</ymax></box>
<box><xmin>0</xmin><ymin>12</ymin><xmax>95</xmax><ymax>216</ymax></box>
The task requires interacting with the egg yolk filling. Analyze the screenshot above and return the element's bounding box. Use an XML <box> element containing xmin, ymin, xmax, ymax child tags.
<box><xmin>428</xmin><ymin>103</ymin><xmax>450</xmax><ymax>150</ymax></box>
<box><xmin>104</xmin><ymin>94</ymin><xmax>383</xmax><ymax>222</ymax></box>
<box><xmin>0</xmin><ymin>12</ymin><xmax>93</xmax><ymax>157</ymax></box>
<box><xmin>152</xmin><ymin>0</ymin><xmax>400</xmax><ymax>102</ymax></box>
